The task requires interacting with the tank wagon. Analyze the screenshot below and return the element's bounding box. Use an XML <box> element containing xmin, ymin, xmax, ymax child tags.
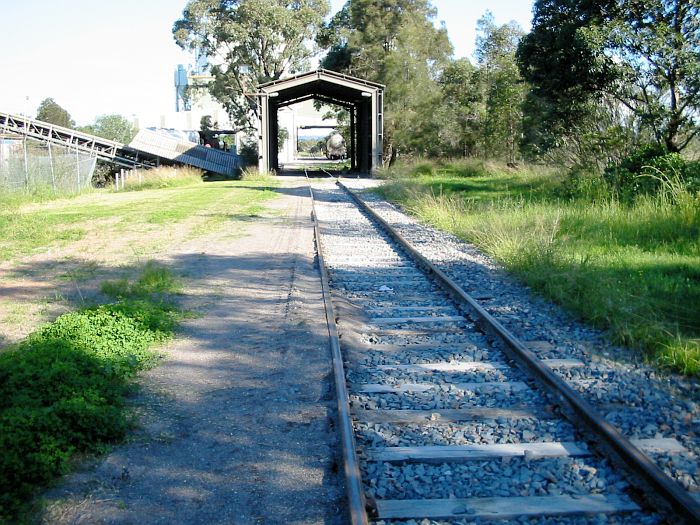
<box><xmin>325</xmin><ymin>132</ymin><xmax>347</xmax><ymax>160</ymax></box>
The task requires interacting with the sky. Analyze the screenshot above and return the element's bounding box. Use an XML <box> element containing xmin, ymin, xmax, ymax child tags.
<box><xmin>0</xmin><ymin>1</ymin><xmax>534</xmax><ymax>126</ymax></box>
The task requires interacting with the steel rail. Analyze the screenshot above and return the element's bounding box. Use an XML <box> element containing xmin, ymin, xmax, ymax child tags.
<box><xmin>306</xmin><ymin>174</ymin><xmax>369</xmax><ymax>525</ymax></box>
<box><xmin>337</xmin><ymin>180</ymin><xmax>700</xmax><ymax>524</ymax></box>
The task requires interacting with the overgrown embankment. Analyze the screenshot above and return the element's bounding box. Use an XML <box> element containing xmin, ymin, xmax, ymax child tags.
<box><xmin>375</xmin><ymin>159</ymin><xmax>700</xmax><ymax>376</ymax></box>
<box><xmin>0</xmin><ymin>262</ymin><xmax>182</xmax><ymax>522</ymax></box>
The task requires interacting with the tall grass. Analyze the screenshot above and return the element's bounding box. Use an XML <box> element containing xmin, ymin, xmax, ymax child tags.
<box><xmin>240</xmin><ymin>167</ymin><xmax>276</xmax><ymax>181</ymax></box>
<box><xmin>118</xmin><ymin>166</ymin><xmax>203</xmax><ymax>191</ymax></box>
<box><xmin>376</xmin><ymin>159</ymin><xmax>700</xmax><ymax>376</ymax></box>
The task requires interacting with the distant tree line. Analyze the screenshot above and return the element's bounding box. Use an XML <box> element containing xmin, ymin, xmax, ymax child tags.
<box><xmin>34</xmin><ymin>98</ymin><xmax>136</xmax><ymax>144</ymax></box>
<box><xmin>174</xmin><ymin>0</ymin><xmax>699</xmax><ymax>176</ymax></box>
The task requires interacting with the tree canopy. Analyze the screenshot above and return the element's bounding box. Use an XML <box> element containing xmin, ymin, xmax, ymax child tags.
<box><xmin>36</xmin><ymin>98</ymin><xmax>74</xmax><ymax>129</ymax></box>
<box><xmin>80</xmin><ymin>114</ymin><xmax>137</xmax><ymax>144</ymax></box>
<box><xmin>170</xmin><ymin>0</ymin><xmax>699</xmax><ymax>169</ymax></box>
<box><xmin>319</xmin><ymin>0</ymin><xmax>453</xmax><ymax>160</ymax></box>
<box><xmin>173</xmin><ymin>0</ymin><xmax>330</xmax><ymax>131</ymax></box>
<box><xmin>518</xmin><ymin>0</ymin><xmax>700</xmax><ymax>152</ymax></box>
<box><xmin>475</xmin><ymin>13</ymin><xmax>526</xmax><ymax>162</ymax></box>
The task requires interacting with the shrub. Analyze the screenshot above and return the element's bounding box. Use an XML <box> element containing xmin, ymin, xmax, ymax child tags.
<box><xmin>0</xmin><ymin>265</ymin><xmax>181</xmax><ymax>521</ymax></box>
<box><xmin>559</xmin><ymin>168</ymin><xmax>611</xmax><ymax>201</ymax></box>
<box><xmin>603</xmin><ymin>144</ymin><xmax>700</xmax><ymax>198</ymax></box>
<box><xmin>101</xmin><ymin>261</ymin><xmax>182</xmax><ymax>299</ymax></box>
<box><xmin>238</xmin><ymin>135</ymin><xmax>259</xmax><ymax>167</ymax></box>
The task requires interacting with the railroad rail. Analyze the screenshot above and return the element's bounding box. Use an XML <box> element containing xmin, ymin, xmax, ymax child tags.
<box><xmin>308</xmin><ymin>176</ymin><xmax>700</xmax><ymax>524</ymax></box>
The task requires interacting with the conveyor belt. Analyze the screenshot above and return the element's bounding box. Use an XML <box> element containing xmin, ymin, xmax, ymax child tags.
<box><xmin>0</xmin><ymin>111</ymin><xmax>239</xmax><ymax>176</ymax></box>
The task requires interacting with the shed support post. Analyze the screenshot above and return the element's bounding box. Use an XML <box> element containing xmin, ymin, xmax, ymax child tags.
<box><xmin>350</xmin><ymin>106</ymin><xmax>356</xmax><ymax>171</ymax></box>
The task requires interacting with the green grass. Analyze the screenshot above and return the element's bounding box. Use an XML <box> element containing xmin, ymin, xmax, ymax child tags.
<box><xmin>0</xmin><ymin>179</ymin><xmax>279</xmax><ymax>262</ymax></box>
<box><xmin>376</xmin><ymin>159</ymin><xmax>700</xmax><ymax>376</ymax></box>
<box><xmin>0</xmin><ymin>262</ymin><xmax>182</xmax><ymax>522</ymax></box>
<box><xmin>0</xmin><ymin>185</ymin><xmax>91</xmax><ymax>211</ymax></box>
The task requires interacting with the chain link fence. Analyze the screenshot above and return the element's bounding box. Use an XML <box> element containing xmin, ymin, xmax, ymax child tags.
<box><xmin>0</xmin><ymin>138</ymin><xmax>97</xmax><ymax>194</ymax></box>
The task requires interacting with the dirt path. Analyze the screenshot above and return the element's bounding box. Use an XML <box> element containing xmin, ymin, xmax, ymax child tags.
<box><xmin>40</xmin><ymin>178</ymin><xmax>345</xmax><ymax>524</ymax></box>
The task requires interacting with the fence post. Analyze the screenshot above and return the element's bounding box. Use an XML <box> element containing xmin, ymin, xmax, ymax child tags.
<box><xmin>75</xmin><ymin>148</ymin><xmax>80</xmax><ymax>192</ymax></box>
<box><xmin>48</xmin><ymin>142</ymin><xmax>56</xmax><ymax>193</ymax></box>
<box><xmin>22</xmin><ymin>139</ymin><xmax>29</xmax><ymax>191</ymax></box>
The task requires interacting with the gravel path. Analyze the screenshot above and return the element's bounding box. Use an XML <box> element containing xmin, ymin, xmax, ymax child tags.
<box><xmin>309</xmin><ymin>179</ymin><xmax>660</xmax><ymax>524</ymax></box>
<box><xmin>340</xmin><ymin>177</ymin><xmax>699</xmax><ymax>500</ymax></box>
<box><xmin>40</xmin><ymin>178</ymin><xmax>344</xmax><ymax>525</ymax></box>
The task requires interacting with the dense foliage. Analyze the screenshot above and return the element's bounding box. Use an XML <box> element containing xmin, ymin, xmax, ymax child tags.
<box><xmin>173</xmin><ymin>0</ymin><xmax>700</xmax><ymax>170</ymax></box>
<box><xmin>603</xmin><ymin>144</ymin><xmax>700</xmax><ymax>197</ymax></box>
<box><xmin>80</xmin><ymin>114</ymin><xmax>137</xmax><ymax>144</ymax></box>
<box><xmin>35</xmin><ymin>98</ymin><xmax>75</xmax><ymax>129</ymax></box>
<box><xmin>0</xmin><ymin>264</ymin><xmax>181</xmax><ymax>521</ymax></box>
<box><xmin>518</xmin><ymin>0</ymin><xmax>700</xmax><ymax>154</ymax></box>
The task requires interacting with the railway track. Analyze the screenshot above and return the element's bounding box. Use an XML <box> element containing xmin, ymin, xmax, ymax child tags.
<box><xmin>307</xmin><ymin>176</ymin><xmax>700</xmax><ymax>524</ymax></box>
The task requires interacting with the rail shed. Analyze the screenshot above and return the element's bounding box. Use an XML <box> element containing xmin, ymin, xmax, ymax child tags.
<box><xmin>257</xmin><ymin>69</ymin><xmax>384</xmax><ymax>174</ymax></box>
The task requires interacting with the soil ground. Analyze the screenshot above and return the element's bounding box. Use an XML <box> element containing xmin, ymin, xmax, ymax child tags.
<box><xmin>2</xmin><ymin>178</ymin><xmax>344</xmax><ymax>524</ymax></box>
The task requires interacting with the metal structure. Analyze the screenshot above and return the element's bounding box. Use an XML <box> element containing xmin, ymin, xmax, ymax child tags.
<box><xmin>0</xmin><ymin>111</ymin><xmax>239</xmax><ymax>177</ymax></box>
<box><xmin>308</xmin><ymin>178</ymin><xmax>369</xmax><ymax>525</ymax></box>
<box><xmin>0</xmin><ymin>111</ymin><xmax>153</xmax><ymax>169</ymax></box>
<box><xmin>129</xmin><ymin>129</ymin><xmax>239</xmax><ymax>175</ymax></box>
<box><xmin>257</xmin><ymin>70</ymin><xmax>384</xmax><ymax>174</ymax></box>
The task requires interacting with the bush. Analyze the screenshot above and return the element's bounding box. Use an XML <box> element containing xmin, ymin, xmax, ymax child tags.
<box><xmin>0</xmin><ymin>265</ymin><xmax>181</xmax><ymax>521</ymax></box>
<box><xmin>603</xmin><ymin>144</ymin><xmax>700</xmax><ymax>198</ymax></box>
<box><xmin>559</xmin><ymin>168</ymin><xmax>610</xmax><ymax>201</ymax></box>
<box><xmin>239</xmin><ymin>135</ymin><xmax>259</xmax><ymax>168</ymax></box>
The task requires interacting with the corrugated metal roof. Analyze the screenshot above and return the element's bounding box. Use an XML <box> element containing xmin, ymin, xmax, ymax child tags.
<box><xmin>128</xmin><ymin>129</ymin><xmax>239</xmax><ymax>176</ymax></box>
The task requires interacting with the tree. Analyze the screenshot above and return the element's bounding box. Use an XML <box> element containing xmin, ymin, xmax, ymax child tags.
<box><xmin>36</xmin><ymin>98</ymin><xmax>74</xmax><ymax>128</ymax></box>
<box><xmin>80</xmin><ymin>114</ymin><xmax>136</xmax><ymax>144</ymax></box>
<box><xmin>173</xmin><ymin>0</ymin><xmax>330</xmax><ymax>131</ymax></box>
<box><xmin>200</xmin><ymin>115</ymin><xmax>215</xmax><ymax>132</ymax></box>
<box><xmin>435</xmin><ymin>58</ymin><xmax>482</xmax><ymax>157</ymax></box>
<box><xmin>475</xmin><ymin>13</ymin><xmax>527</xmax><ymax>162</ymax></box>
<box><xmin>278</xmin><ymin>127</ymin><xmax>289</xmax><ymax>152</ymax></box>
<box><xmin>319</xmin><ymin>0</ymin><xmax>453</xmax><ymax>161</ymax></box>
<box><xmin>518</xmin><ymin>0</ymin><xmax>700</xmax><ymax>153</ymax></box>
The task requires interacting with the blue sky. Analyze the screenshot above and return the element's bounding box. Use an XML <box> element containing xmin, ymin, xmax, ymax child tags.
<box><xmin>0</xmin><ymin>1</ymin><xmax>533</xmax><ymax>125</ymax></box>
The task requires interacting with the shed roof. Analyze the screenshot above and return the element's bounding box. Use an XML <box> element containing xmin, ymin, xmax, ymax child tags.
<box><xmin>258</xmin><ymin>69</ymin><xmax>384</xmax><ymax>107</ymax></box>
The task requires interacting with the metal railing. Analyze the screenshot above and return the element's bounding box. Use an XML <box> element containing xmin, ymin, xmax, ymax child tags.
<box><xmin>0</xmin><ymin>111</ymin><xmax>154</xmax><ymax>169</ymax></box>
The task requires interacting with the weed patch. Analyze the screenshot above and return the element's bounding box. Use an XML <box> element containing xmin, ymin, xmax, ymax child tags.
<box><xmin>240</xmin><ymin>167</ymin><xmax>276</xmax><ymax>181</ymax></box>
<box><xmin>0</xmin><ymin>263</ymin><xmax>181</xmax><ymax>522</ymax></box>
<box><xmin>117</xmin><ymin>166</ymin><xmax>204</xmax><ymax>191</ymax></box>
